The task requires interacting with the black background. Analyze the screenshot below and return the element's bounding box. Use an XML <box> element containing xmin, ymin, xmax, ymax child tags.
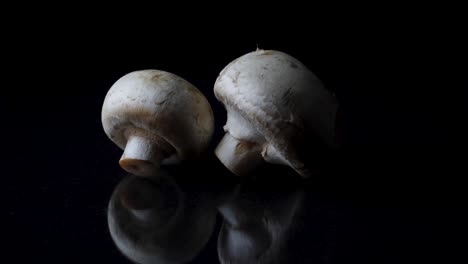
<box><xmin>3</xmin><ymin>15</ymin><xmax>467</xmax><ymax>263</ymax></box>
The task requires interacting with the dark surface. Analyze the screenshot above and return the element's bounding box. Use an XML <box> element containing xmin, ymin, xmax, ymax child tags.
<box><xmin>4</xmin><ymin>20</ymin><xmax>467</xmax><ymax>263</ymax></box>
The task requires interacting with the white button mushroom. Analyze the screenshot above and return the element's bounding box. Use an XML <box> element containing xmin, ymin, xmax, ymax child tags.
<box><xmin>102</xmin><ymin>70</ymin><xmax>214</xmax><ymax>177</ymax></box>
<box><xmin>214</xmin><ymin>50</ymin><xmax>339</xmax><ymax>177</ymax></box>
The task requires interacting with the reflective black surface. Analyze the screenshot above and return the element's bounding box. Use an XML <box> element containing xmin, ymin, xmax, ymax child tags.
<box><xmin>5</xmin><ymin>24</ymin><xmax>467</xmax><ymax>263</ymax></box>
<box><xmin>105</xmin><ymin>162</ymin><xmax>467</xmax><ymax>264</ymax></box>
<box><xmin>108</xmin><ymin>174</ymin><xmax>217</xmax><ymax>263</ymax></box>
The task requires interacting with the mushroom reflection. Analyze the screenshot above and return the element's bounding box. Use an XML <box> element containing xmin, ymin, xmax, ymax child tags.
<box><xmin>217</xmin><ymin>180</ymin><xmax>338</xmax><ymax>264</ymax></box>
<box><xmin>107</xmin><ymin>172</ymin><xmax>217</xmax><ymax>264</ymax></box>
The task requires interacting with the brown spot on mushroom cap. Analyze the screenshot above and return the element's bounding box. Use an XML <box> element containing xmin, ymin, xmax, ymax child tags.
<box><xmin>230</xmin><ymin>71</ymin><xmax>241</xmax><ymax>84</ymax></box>
<box><xmin>151</xmin><ymin>72</ymin><xmax>163</xmax><ymax>81</ymax></box>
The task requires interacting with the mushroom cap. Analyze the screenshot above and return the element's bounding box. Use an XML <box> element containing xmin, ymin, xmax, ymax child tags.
<box><xmin>214</xmin><ymin>50</ymin><xmax>338</xmax><ymax>176</ymax></box>
<box><xmin>102</xmin><ymin>70</ymin><xmax>214</xmax><ymax>164</ymax></box>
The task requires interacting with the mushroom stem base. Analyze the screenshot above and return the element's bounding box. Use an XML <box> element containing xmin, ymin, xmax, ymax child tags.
<box><xmin>120</xmin><ymin>135</ymin><xmax>162</xmax><ymax>177</ymax></box>
<box><xmin>215</xmin><ymin>133</ymin><xmax>263</xmax><ymax>176</ymax></box>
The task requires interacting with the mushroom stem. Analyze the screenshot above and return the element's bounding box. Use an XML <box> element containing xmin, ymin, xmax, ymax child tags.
<box><xmin>215</xmin><ymin>133</ymin><xmax>263</xmax><ymax>176</ymax></box>
<box><xmin>119</xmin><ymin>135</ymin><xmax>162</xmax><ymax>177</ymax></box>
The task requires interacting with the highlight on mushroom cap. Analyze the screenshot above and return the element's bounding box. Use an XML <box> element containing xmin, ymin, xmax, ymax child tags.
<box><xmin>214</xmin><ymin>50</ymin><xmax>339</xmax><ymax>177</ymax></box>
<box><xmin>102</xmin><ymin>70</ymin><xmax>214</xmax><ymax>177</ymax></box>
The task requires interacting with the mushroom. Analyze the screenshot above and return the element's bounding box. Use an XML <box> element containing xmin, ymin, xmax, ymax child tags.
<box><xmin>108</xmin><ymin>173</ymin><xmax>217</xmax><ymax>264</ymax></box>
<box><xmin>102</xmin><ymin>70</ymin><xmax>214</xmax><ymax>177</ymax></box>
<box><xmin>214</xmin><ymin>49</ymin><xmax>339</xmax><ymax>177</ymax></box>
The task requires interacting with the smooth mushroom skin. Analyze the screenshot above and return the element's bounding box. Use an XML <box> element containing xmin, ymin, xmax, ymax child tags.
<box><xmin>102</xmin><ymin>70</ymin><xmax>214</xmax><ymax>177</ymax></box>
<box><xmin>108</xmin><ymin>173</ymin><xmax>217</xmax><ymax>264</ymax></box>
<box><xmin>214</xmin><ymin>49</ymin><xmax>339</xmax><ymax>177</ymax></box>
